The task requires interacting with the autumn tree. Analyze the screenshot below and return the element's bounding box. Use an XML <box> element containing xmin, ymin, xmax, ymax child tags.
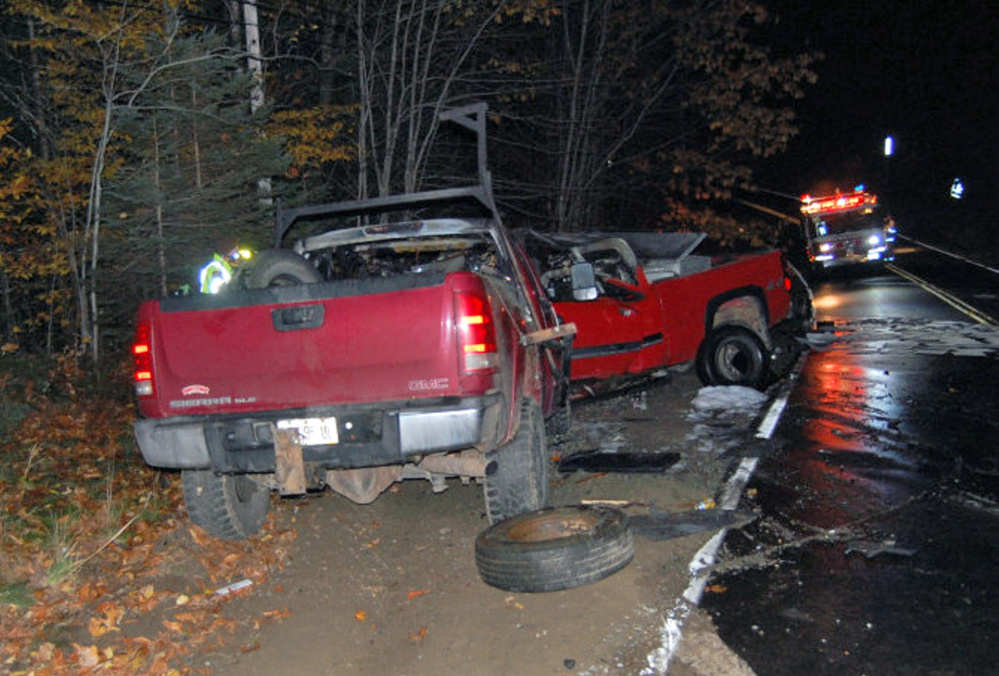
<box><xmin>0</xmin><ymin>118</ymin><xmax>69</xmax><ymax>353</ymax></box>
<box><xmin>4</xmin><ymin>1</ymin><xmax>297</xmax><ymax>357</ymax></box>
<box><xmin>257</xmin><ymin>0</ymin><xmax>558</xmax><ymax>201</ymax></box>
<box><xmin>481</xmin><ymin>0</ymin><xmax>816</xmax><ymax>243</ymax></box>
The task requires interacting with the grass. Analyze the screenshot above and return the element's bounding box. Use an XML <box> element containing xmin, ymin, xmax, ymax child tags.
<box><xmin>1</xmin><ymin>351</ymin><xmax>166</xmax><ymax>593</ymax></box>
<box><xmin>0</xmin><ymin>398</ymin><xmax>31</xmax><ymax>439</ymax></box>
<box><xmin>0</xmin><ymin>581</ymin><xmax>34</xmax><ymax>608</ymax></box>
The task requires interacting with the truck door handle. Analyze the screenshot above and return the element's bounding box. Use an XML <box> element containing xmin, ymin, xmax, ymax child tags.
<box><xmin>272</xmin><ymin>304</ymin><xmax>325</xmax><ymax>331</ymax></box>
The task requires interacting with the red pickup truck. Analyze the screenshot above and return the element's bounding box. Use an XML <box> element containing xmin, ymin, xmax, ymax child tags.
<box><xmin>132</xmin><ymin>106</ymin><xmax>575</xmax><ymax>539</ymax></box>
<box><xmin>519</xmin><ymin>230</ymin><xmax>812</xmax><ymax>395</ymax></box>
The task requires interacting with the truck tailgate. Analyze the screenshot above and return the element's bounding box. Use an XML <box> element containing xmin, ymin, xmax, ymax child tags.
<box><xmin>144</xmin><ymin>277</ymin><xmax>461</xmax><ymax>417</ymax></box>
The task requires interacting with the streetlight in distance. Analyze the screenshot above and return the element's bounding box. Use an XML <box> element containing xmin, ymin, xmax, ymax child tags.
<box><xmin>883</xmin><ymin>135</ymin><xmax>894</xmax><ymax>203</ymax></box>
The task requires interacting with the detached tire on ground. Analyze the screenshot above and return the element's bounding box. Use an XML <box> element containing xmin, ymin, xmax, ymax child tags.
<box><xmin>182</xmin><ymin>469</ymin><xmax>270</xmax><ymax>540</ymax></box>
<box><xmin>244</xmin><ymin>249</ymin><xmax>322</xmax><ymax>288</ymax></box>
<box><xmin>475</xmin><ymin>505</ymin><xmax>635</xmax><ymax>593</ymax></box>
<box><xmin>483</xmin><ymin>400</ymin><xmax>549</xmax><ymax>525</ymax></box>
<box><xmin>696</xmin><ymin>325</ymin><xmax>769</xmax><ymax>389</ymax></box>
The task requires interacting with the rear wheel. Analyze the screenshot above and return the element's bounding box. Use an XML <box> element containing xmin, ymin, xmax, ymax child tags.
<box><xmin>244</xmin><ymin>249</ymin><xmax>321</xmax><ymax>288</ymax></box>
<box><xmin>696</xmin><ymin>326</ymin><xmax>769</xmax><ymax>389</ymax></box>
<box><xmin>182</xmin><ymin>470</ymin><xmax>270</xmax><ymax>540</ymax></box>
<box><xmin>483</xmin><ymin>401</ymin><xmax>549</xmax><ymax>525</ymax></box>
<box><xmin>475</xmin><ymin>505</ymin><xmax>635</xmax><ymax>592</ymax></box>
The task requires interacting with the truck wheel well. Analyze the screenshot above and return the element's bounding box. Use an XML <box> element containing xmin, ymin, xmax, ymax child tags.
<box><xmin>705</xmin><ymin>288</ymin><xmax>770</xmax><ymax>349</ymax></box>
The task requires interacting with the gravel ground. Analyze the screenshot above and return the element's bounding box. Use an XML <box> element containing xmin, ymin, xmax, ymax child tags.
<box><xmin>194</xmin><ymin>367</ymin><xmax>768</xmax><ymax>676</ymax></box>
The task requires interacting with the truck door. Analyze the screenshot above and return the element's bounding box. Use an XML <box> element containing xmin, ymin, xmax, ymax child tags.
<box><xmin>550</xmin><ymin>240</ymin><xmax>665</xmax><ymax>382</ymax></box>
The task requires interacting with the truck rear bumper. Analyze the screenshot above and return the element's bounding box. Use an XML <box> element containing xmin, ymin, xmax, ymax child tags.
<box><xmin>134</xmin><ymin>395</ymin><xmax>502</xmax><ymax>472</ymax></box>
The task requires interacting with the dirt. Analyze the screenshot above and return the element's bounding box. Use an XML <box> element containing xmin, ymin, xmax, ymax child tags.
<box><xmin>184</xmin><ymin>369</ymin><xmax>762</xmax><ymax>676</ymax></box>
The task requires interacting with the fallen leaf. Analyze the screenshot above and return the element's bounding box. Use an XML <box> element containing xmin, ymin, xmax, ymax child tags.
<box><xmin>354</xmin><ymin>610</ymin><xmax>367</xmax><ymax>621</ymax></box>
<box><xmin>78</xmin><ymin>583</ymin><xmax>102</xmax><ymax>602</ymax></box>
<box><xmin>175</xmin><ymin>594</ymin><xmax>190</xmax><ymax>606</ymax></box>
<box><xmin>88</xmin><ymin>602</ymin><xmax>123</xmax><ymax>637</ymax></box>
<box><xmin>504</xmin><ymin>596</ymin><xmax>524</xmax><ymax>610</ymax></box>
<box><xmin>34</xmin><ymin>642</ymin><xmax>56</xmax><ymax>661</ymax></box>
<box><xmin>75</xmin><ymin>644</ymin><xmax>100</xmax><ymax>668</ymax></box>
<box><xmin>407</xmin><ymin>626</ymin><xmax>427</xmax><ymax>645</ymax></box>
<box><xmin>705</xmin><ymin>584</ymin><xmax>728</xmax><ymax>594</ymax></box>
<box><xmin>262</xmin><ymin>608</ymin><xmax>293</xmax><ymax>620</ymax></box>
<box><xmin>240</xmin><ymin>642</ymin><xmax>261</xmax><ymax>654</ymax></box>
<box><xmin>407</xmin><ymin>589</ymin><xmax>430</xmax><ymax>601</ymax></box>
<box><xmin>188</xmin><ymin>526</ymin><xmax>212</xmax><ymax>547</ymax></box>
<box><xmin>162</xmin><ymin>619</ymin><xmax>184</xmax><ymax>633</ymax></box>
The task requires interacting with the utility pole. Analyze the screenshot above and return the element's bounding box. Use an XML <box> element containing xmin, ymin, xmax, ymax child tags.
<box><xmin>242</xmin><ymin>0</ymin><xmax>271</xmax><ymax>196</ymax></box>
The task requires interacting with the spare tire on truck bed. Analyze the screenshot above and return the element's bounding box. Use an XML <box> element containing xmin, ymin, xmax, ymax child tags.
<box><xmin>244</xmin><ymin>249</ymin><xmax>322</xmax><ymax>288</ymax></box>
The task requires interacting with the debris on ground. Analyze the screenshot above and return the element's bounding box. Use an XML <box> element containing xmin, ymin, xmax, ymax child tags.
<box><xmin>628</xmin><ymin>509</ymin><xmax>756</xmax><ymax>541</ymax></box>
<box><xmin>844</xmin><ymin>539</ymin><xmax>917</xmax><ymax>559</ymax></box>
<box><xmin>556</xmin><ymin>450</ymin><xmax>681</xmax><ymax>474</ymax></box>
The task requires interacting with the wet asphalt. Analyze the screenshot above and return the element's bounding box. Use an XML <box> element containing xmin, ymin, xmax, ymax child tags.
<box><xmin>700</xmin><ymin>260</ymin><xmax>999</xmax><ymax>675</ymax></box>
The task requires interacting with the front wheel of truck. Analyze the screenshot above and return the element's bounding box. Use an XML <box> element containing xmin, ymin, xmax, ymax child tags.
<box><xmin>696</xmin><ymin>326</ymin><xmax>769</xmax><ymax>390</ymax></box>
<box><xmin>182</xmin><ymin>470</ymin><xmax>270</xmax><ymax>540</ymax></box>
<box><xmin>484</xmin><ymin>401</ymin><xmax>549</xmax><ymax>525</ymax></box>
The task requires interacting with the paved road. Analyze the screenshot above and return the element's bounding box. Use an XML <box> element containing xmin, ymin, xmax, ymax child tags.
<box><xmin>699</xmin><ymin>253</ymin><xmax>999</xmax><ymax>675</ymax></box>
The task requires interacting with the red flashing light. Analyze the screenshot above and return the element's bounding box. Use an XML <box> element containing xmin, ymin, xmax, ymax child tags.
<box><xmin>801</xmin><ymin>190</ymin><xmax>876</xmax><ymax>215</ymax></box>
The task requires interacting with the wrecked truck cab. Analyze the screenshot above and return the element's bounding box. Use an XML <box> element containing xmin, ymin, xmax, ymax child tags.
<box><xmin>517</xmin><ymin>228</ymin><xmax>811</xmax><ymax>395</ymax></box>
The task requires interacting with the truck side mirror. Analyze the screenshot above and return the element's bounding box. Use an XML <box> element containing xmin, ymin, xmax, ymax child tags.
<box><xmin>570</xmin><ymin>262</ymin><xmax>598</xmax><ymax>301</ymax></box>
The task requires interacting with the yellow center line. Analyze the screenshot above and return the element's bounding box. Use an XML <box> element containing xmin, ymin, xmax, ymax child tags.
<box><xmin>887</xmin><ymin>263</ymin><xmax>997</xmax><ymax>326</ymax></box>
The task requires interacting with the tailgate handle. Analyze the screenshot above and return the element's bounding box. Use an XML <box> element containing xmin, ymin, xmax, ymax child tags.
<box><xmin>272</xmin><ymin>304</ymin><xmax>325</xmax><ymax>331</ymax></box>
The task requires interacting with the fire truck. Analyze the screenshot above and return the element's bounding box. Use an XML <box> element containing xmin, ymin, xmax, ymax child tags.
<box><xmin>799</xmin><ymin>186</ymin><xmax>895</xmax><ymax>271</ymax></box>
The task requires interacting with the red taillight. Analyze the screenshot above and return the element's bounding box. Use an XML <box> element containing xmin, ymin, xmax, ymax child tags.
<box><xmin>784</xmin><ymin>275</ymin><xmax>793</xmax><ymax>292</ymax></box>
<box><xmin>133</xmin><ymin>323</ymin><xmax>154</xmax><ymax>396</ymax></box>
<box><xmin>456</xmin><ymin>293</ymin><xmax>497</xmax><ymax>372</ymax></box>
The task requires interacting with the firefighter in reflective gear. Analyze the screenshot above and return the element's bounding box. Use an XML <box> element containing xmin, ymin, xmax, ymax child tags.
<box><xmin>198</xmin><ymin>248</ymin><xmax>254</xmax><ymax>294</ymax></box>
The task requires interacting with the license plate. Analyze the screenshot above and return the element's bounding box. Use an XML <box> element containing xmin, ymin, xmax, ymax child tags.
<box><xmin>276</xmin><ymin>417</ymin><xmax>339</xmax><ymax>446</ymax></box>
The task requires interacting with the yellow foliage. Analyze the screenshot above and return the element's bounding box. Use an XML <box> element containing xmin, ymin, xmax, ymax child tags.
<box><xmin>268</xmin><ymin>105</ymin><xmax>359</xmax><ymax>173</ymax></box>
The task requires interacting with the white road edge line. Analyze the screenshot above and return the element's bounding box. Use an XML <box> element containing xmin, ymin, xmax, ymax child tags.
<box><xmin>644</xmin><ymin>385</ymin><xmax>793</xmax><ymax>675</ymax></box>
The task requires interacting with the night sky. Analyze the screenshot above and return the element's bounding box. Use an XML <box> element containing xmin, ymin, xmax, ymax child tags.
<box><xmin>757</xmin><ymin>0</ymin><xmax>996</xmax><ymax>241</ymax></box>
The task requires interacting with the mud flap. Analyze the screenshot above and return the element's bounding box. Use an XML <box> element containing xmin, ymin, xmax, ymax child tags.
<box><xmin>273</xmin><ymin>427</ymin><xmax>307</xmax><ymax>495</ymax></box>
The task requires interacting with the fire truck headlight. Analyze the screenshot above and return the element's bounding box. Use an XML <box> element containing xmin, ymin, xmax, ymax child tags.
<box><xmin>820</xmin><ymin>243</ymin><xmax>833</xmax><ymax>253</ymax></box>
<box><xmin>868</xmin><ymin>234</ymin><xmax>881</xmax><ymax>246</ymax></box>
